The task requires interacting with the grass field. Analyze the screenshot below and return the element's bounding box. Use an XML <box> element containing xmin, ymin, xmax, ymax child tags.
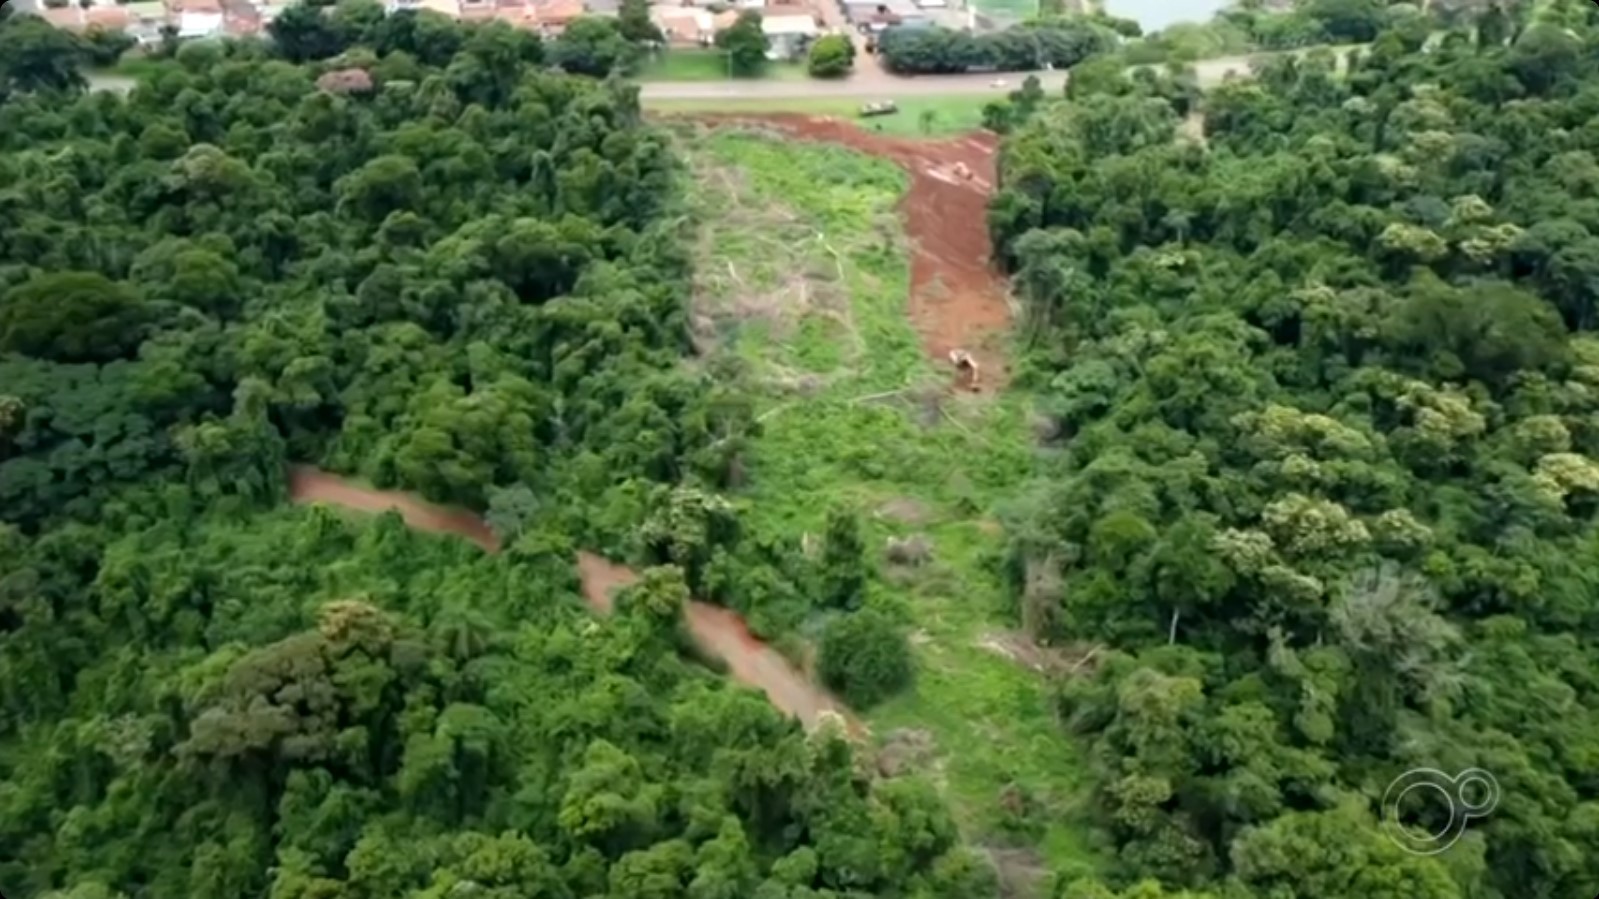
<box><xmin>675</xmin><ymin>124</ymin><xmax>1104</xmax><ymax>886</ymax></box>
<box><xmin>637</xmin><ymin>49</ymin><xmax>809</xmax><ymax>82</ymax></box>
<box><xmin>649</xmin><ymin>94</ymin><xmax>997</xmax><ymax>136</ymax></box>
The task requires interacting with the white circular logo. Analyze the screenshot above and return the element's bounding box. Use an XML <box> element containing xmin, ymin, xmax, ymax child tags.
<box><xmin>1380</xmin><ymin>767</ymin><xmax>1499</xmax><ymax>855</ymax></box>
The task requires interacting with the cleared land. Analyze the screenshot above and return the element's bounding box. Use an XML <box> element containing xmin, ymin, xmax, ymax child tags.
<box><xmin>674</xmin><ymin>118</ymin><xmax>1102</xmax><ymax>886</ymax></box>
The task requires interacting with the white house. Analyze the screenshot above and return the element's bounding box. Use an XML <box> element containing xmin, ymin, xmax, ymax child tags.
<box><xmin>761</xmin><ymin>13</ymin><xmax>817</xmax><ymax>59</ymax></box>
<box><xmin>166</xmin><ymin>0</ymin><xmax>225</xmax><ymax>38</ymax></box>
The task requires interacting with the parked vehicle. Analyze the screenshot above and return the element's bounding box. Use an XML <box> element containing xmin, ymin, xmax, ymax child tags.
<box><xmin>858</xmin><ymin>100</ymin><xmax>899</xmax><ymax>117</ymax></box>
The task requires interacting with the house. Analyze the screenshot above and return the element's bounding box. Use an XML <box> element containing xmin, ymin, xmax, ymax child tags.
<box><xmin>651</xmin><ymin>6</ymin><xmax>713</xmax><ymax>45</ymax></box>
<box><xmin>585</xmin><ymin>0</ymin><xmax>620</xmax><ymax>15</ymax></box>
<box><xmin>165</xmin><ymin>0</ymin><xmax>225</xmax><ymax>38</ymax></box>
<box><xmin>458</xmin><ymin>0</ymin><xmax>498</xmax><ymax>21</ymax></box>
<box><xmin>220</xmin><ymin>0</ymin><xmax>263</xmax><ymax>36</ymax></box>
<box><xmin>531</xmin><ymin>0</ymin><xmax>584</xmax><ymax>34</ymax></box>
<box><xmin>489</xmin><ymin>0</ymin><xmax>541</xmax><ymax>28</ymax></box>
<box><xmin>38</xmin><ymin>5</ymin><xmax>131</xmax><ymax>31</ymax></box>
<box><xmin>121</xmin><ymin>0</ymin><xmax>170</xmax><ymax>21</ymax></box>
<box><xmin>760</xmin><ymin>12</ymin><xmax>816</xmax><ymax>59</ymax></box>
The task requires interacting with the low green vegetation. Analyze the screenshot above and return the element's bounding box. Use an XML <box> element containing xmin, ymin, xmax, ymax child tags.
<box><xmin>650</xmin><ymin>95</ymin><xmax>998</xmax><ymax>136</ymax></box>
<box><xmin>675</xmin><ymin>125</ymin><xmax>1103</xmax><ymax>880</ymax></box>
<box><xmin>638</xmin><ymin>48</ymin><xmax>807</xmax><ymax>82</ymax></box>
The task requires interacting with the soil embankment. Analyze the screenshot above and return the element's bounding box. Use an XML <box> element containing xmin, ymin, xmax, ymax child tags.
<box><xmin>288</xmin><ymin>466</ymin><xmax>859</xmax><ymax>735</ymax></box>
<box><xmin>688</xmin><ymin>114</ymin><xmax>1014</xmax><ymax>390</ymax></box>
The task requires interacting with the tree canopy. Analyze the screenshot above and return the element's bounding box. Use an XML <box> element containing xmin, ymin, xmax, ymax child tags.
<box><xmin>991</xmin><ymin>6</ymin><xmax>1599</xmax><ymax>898</ymax></box>
<box><xmin>0</xmin><ymin>12</ymin><xmax>975</xmax><ymax>899</ymax></box>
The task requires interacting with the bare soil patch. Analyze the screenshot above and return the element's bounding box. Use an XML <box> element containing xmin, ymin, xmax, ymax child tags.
<box><xmin>689</xmin><ymin>114</ymin><xmax>1014</xmax><ymax>393</ymax></box>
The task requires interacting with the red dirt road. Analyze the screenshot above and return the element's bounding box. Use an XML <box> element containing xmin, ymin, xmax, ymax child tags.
<box><xmin>691</xmin><ymin>114</ymin><xmax>1013</xmax><ymax>390</ymax></box>
<box><xmin>289</xmin><ymin>466</ymin><xmax>860</xmax><ymax>735</ymax></box>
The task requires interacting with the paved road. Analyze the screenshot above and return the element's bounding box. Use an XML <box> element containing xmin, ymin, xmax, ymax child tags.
<box><xmin>636</xmin><ymin>55</ymin><xmax>1266</xmax><ymax>100</ymax></box>
<box><xmin>86</xmin><ymin>52</ymin><xmax>1302</xmax><ymax>98</ymax></box>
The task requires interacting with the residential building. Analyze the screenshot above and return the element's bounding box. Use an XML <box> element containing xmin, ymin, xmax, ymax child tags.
<box><xmin>651</xmin><ymin>6</ymin><xmax>713</xmax><ymax>44</ymax></box>
<box><xmin>38</xmin><ymin>4</ymin><xmax>133</xmax><ymax>31</ymax></box>
<box><xmin>122</xmin><ymin>0</ymin><xmax>169</xmax><ymax>21</ymax></box>
<box><xmin>531</xmin><ymin>0</ymin><xmax>583</xmax><ymax>33</ymax></box>
<box><xmin>165</xmin><ymin>0</ymin><xmax>225</xmax><ymax>38</ymax></box>
<box><xmin>221</xmin><ymin>0</ymin><xmax>263</xmax><ymax>36</ymax></box>
<box><xmin>585</xmin><ymin>0</ymin><xmax>620</xmax><ymax>16</ymax></box>
<box><xmin>760</xmin><ymin>12</ymin><xmax>815</xmax><ymax>59</ymax></box>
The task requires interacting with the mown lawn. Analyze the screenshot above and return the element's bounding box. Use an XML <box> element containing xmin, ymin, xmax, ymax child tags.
<box><xmin>637</xmin><ymin>49</ymin><xmax>809</xmax><ymax>82</ymax></box>
<box><xmin>674</xmin><ymin>124</ymin><xmax>1105</xmax><ymax>884</ymax></box>
<box><xmin>649</xmin><ymin>93</ymin><xmax>998</xmax><ymax>136</ymax></box>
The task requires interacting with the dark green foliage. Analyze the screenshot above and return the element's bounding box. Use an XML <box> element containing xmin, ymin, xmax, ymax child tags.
<box><xmin>818</xmin><ymin>506</ymin><xmax>867</xmax><ymax>611</ymax></box>
<box><xmin>550</xmin><ymin>16</ymin><xmax>636</xmax><ymax>77</ymax></box>
<box><xmin>878</xmin><ymin>20</ymin><xmax>1112</xmax><ymax>76</ymax></box>
<box><xmin>714</xmin><ymin>11</ymin><xmax>769</xmax><ymax>77</ymax></box>
<box><xmin>992</xmin><ymin>12</ymin><xmax>1599</xmax><ymax>899</ymax></box>
<box><xmin>0</xmin><ymin>15</ymin><xmax>88</xmax><ymax>97</ymax></box>
<box><xmin>617</xmin><ymin>0</ymin><xmax>663</xmax><ymax>45</ymax></box>
<box><xmin>0</xmin><ymin>18</ymin><xmax>987</xmax><ymax>899</ymax></box>
<box><xmin>817</xmin><ymin>609</ymin><xmax>912</xmax><ymax>708</ymax></box>
<box><xmin>0</xmin><ymin>272</ymin><xmax>149</xmax><ymax>363</ymax></box>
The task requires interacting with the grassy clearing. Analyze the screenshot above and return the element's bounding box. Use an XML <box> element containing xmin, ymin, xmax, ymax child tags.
<box><xmin>648</xmin><ymin>94</ymin><xmax>997</xmax><ymax>136</ymax></box>
<box><xmin>676</xmin><ymin>123</ymin><xmax>1103</xmax><ymax>884</ymax></box>
<box><xmin>637</xmin><ymin>49</ymin><xmax>809</xmax><ymax>82</ymax></box>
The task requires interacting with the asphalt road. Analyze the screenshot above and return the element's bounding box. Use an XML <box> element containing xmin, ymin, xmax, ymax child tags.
<box><xmin>85</xmin><ymin>53</ymin><xmax>1270</xmax><ymax>98</ymax></box>
<box><xmin>636</xmin><ymin>55</ymin><xmax>1264</xmax><ymax>100</ymax></box>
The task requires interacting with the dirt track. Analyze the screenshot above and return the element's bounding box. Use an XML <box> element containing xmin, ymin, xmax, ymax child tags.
<box><xmin>694</xmin><ymin>114</ymin><xmax>1013</xmax><ymax>389</ymax></box>
<box><xmin>288</xmin><ymin>466</ymin><xmax>860</xmax><ymax>735</ymax></box>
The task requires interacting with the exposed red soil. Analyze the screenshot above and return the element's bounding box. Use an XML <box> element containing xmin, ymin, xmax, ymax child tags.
<box><xmin>690</xmin><ymin>114</ymin><xmax>1013</xmax><ymax>391</ymax></box>
<box><xmin>289</xmin><ymin>466</ymin><xmax>861</xmax><ymax>736</ymax></box>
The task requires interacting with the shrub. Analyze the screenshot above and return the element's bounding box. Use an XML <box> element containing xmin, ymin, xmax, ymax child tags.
<box><xmin>818</xmin><ymin>608</ymin><xmax>913</xmax><ymax>708</ymax></box>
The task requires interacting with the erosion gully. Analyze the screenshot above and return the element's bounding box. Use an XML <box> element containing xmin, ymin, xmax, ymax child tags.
<box><xmin>287</xmin><ymin>465</ymin><xmax>862</xmax><ymax>736</ymax></box>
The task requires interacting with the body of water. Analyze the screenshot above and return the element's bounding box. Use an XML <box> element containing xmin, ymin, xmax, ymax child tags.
<box><xmin>1103</xmin><ymin>0</ymin><xmax>1233</xmax><ymax>32</ymax></box>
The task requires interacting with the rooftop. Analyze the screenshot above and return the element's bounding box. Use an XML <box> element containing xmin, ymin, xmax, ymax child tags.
<box><xmin>761</xmin><ymin>12</ymin><xmax>816</xmax><ymax>33</ymax></box>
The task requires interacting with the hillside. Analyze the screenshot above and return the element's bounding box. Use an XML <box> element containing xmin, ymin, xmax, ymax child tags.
<box><xmin>6</xmin><ymin>4</ymin><xmax>1599</xmax><ymax>899</ymax></box>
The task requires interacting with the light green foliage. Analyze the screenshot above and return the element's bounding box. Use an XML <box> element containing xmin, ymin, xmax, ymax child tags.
<box><xmin>676</xmin><ymin>127</ymin><xmax>1099</xmax><ymax>873</ymax></box>
<box><xmin>807</xmin><ymin>34</ymin><xmax>854</xmax><ymax>79</ymax></box>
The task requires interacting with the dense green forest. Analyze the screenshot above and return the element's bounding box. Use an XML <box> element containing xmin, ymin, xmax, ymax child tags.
<box><xmin>12</xmin><ymin>0</ymin><xmax>1599</xmax><ymax>897</ymax></box>
<box><xmin>992</xmin><ymin>4</ymin><xmax>1599</xmax><ymax>898</ymax></box>
<box><xmin>0</xmin><ymin>12</ymin><xmax>992</xmax><ymax>899</ymax></box>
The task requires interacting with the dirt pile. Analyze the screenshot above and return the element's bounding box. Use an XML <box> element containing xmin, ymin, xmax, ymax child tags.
<box><xmin>689</xmin><ymin>114</ymin><xmax>1013</xmax><ymax>390</ymax></box>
